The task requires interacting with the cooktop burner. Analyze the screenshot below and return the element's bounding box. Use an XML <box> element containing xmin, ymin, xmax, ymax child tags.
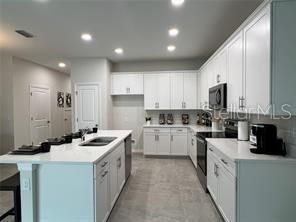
<box><xmin>197</xmin><ymin>131</ymin><xmax>238</xmax><ymax>139</ymax></box>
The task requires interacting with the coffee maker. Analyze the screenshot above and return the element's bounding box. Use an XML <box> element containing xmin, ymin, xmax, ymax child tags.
<box><xmin>250</xmin><ymin>124</ymin><xmax>286</xmax><ymax>156</ymax></box>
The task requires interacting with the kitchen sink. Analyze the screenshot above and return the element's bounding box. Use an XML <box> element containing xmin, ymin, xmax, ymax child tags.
<box><xmin>80</xmin><ymin>137</ymin><xmax>117</xmax><ymax>147</ymax></box>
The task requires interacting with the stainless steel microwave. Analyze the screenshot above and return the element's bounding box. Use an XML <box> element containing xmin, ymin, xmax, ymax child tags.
<box><xmin>209</xmin><ymin>83</ymin><xmax>227</xmax><ymax>110</ymax></box>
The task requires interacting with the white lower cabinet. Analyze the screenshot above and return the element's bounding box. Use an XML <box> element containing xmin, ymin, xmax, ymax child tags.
<box><xmin>143</xmin><ymin>128</ymin><xmax>170</xmax><ymax>155</ymax></box>
<box><xmin>170</xmin><ymin>128</ymin><xmax>188</xmax><ymax>156</ymax></box>
<box><xmin>188</xmin><ymin>129</ymin><xmax>197</xmax><ymax>167</ymax></box>
<box><xmin>207</xmin><ymin>152</ymin><xmax>218</xmax><ymax>202</ymax></box>
<box><xmin>95</xmin><ymin>142</ymin><xmax>126</xmax><ymax>222</ymax></box>
<box><xmin>218</xmin><ymin>164</ymin><xmax>236</xmax><ymax>222</ymax></box>
<box><xmin>144</xmin><ymin>127</ymin><xmax>188</xmax><ymax>156</ymax></box>
<box><xmin>207</xmin><ymin>146</ymin><xmax>236</xmax><ymax>222</ymax></box>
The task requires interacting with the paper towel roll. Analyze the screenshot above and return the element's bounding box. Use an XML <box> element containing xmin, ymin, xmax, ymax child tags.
<box><xmin>238</xmin><ymin>121</ymin><xmax>249</xmax><ymax>141</ymax></box>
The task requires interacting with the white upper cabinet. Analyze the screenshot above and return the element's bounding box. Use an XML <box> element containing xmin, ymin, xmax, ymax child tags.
<box><xmin>244</xmin><ymin>6</ymin><xmax>271</xmax><ymax>113</ymax></box>
<box><xmin>170</xmin><ymin>73</ymin><xmax>184</xmax><ymax>109</ymax></box>
<box><xmin>227</xmin><ymin>31</ymin><xmax>244</xmax><ymax>112</ymax></box>
<box><xmin>183</xmin><ymin>73</ymin><xmax>197</xmax><ymax>109</ymax></box>
<box><xmin>200</xmin><ymin>68</ymin><xmax>209</xmax><ymax>109</ymax></box>
<box><xmin>170</xmin><ymin>72</ymin><xmax>197</xmax><ymax>110</ymax></box>
<box><xmin>197</xmin><ymin>72</ymin><xmax>202</xmax><ymax>109</ymax></box>
<box><xmin>144</xmin><ymin>73</ymin><xmax>170</xmax><ymax>110</ymax></box>
<box><xmin>111</xmin><ymin>73</ymin><xmax>143</xmax><ymax>95</ymax></box>
<box><xmin>215</xmin><ymin>50</ymin><xmax>227</xmax><ymax>84</ymax></box>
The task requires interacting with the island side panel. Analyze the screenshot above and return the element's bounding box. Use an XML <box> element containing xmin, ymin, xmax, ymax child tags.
<box><xmin>237</xmin><ymin>161</ymin><xmax>296</xmax><ymax>222</ymax></box>
<box><xmin>36</xmin><ymin>163</ymin><xmax>95</xmax><ymax>222</ymax></box>
<box><xmin>17</xmin><ymin>164</ymin><xmax>38</xmax><ymax>222</ymax></box>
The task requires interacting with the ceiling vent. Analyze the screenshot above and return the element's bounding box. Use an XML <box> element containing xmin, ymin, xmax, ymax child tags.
<box><xmin>15</xmin><ymin>30</ymin><xmax>34</xmax><ymax>38</ymax></box>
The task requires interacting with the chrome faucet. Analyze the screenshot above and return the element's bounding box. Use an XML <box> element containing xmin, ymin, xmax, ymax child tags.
<box><xmin>81</xmin><ymin>128</ymin><xmax>89</xmax><ymax>141</ymax></box>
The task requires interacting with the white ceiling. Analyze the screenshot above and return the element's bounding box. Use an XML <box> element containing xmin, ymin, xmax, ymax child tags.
<box><xmin>0</xmin><ymin>0</ymin><xmax>262</xmax><ymax>74</ymax></box>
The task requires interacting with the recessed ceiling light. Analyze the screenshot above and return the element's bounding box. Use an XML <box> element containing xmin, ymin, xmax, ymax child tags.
<box><xmin>59</xmin><ymin>62</ymin><xmax>66</xmax><ymax>68</ymax></box>
<box><xmin>169</xmin><ymin>28</ymin><xmax>179</xmax><ymax>37</ymax></box>
<box><xmin>81</xmin><ymin>33</ymin><xmax>92</xmax><ymax>41</ymax></box>
<box><xmin>167</xmin><ymin>45</ymin><xmax>176</xmax><ymax>52</ymax></box>
<box><xmin>114</xmin><ymin>48</ymin><xmax>124</xmax><ymax>55</ymax></box>
<box><xmin>171</xmin><ymin>0</ymin><xmax>185</xmax><ymax>7</ymax></box>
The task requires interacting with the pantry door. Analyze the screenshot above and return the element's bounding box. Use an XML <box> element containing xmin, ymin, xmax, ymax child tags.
<box><xmin>75</xmin><ymin>83</ymin><xmax>100</xmax><ymax>131</ymax></box>
<box><xmin>30</xmin><ymin>85</ymin><xmax>51</xmax><ymax>145</ymax></box>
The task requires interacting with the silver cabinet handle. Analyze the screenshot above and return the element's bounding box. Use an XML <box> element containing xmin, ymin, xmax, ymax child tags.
<box><xmin>191</xmin><ymin>139</ymin><xmax>194</xmax><ymax>146</ymax></box>
<box><xmin>214</xmin><ymin>164</ymin><xmax>219</xmax><ymax>177</ymax></box>
<box><xmin>171</xmin><ymin>135</ymin><xmax>173</xmax><ymax>141</ymax></box>
<box><xmin>184</xmin><ymin>102</ymin><xmax>186</xmax><ymax>108</ymax></box>
<box><xmin>221</xmin><ymin>159</ymin><xmax>228</xmax><ymax>165</ymax></box>
<box><xmin>117</xmin><ymin>157</ymin><xmax>121</xmax><ymax>168</ymax></box>
<box><xmin>209</xmin><ymin>148</ymin><xmax>213</xmax><ymax>152</ymax></box>
<box><xmin>239</xmin><ymin>96</ymin><xmax>245</xmax><ymax>109</ymax></box>
<box><xmin>217</xmin><ymin>74</ymin><xmax>221</xmax><ymax>83</ymax></box>
<box><xmin>177</xmin><ymin>129</ymin><xmax>183</xmax><ymax>132</ymax></box>
<box><xmin>101</xmin><ymin>161</ymin><xmax>108</xmax><ymax>168</ymax></box>
<box><xmin>196</xmin><ymin>137</ymin><xmax>205</xmax><ymax>144</ymax></box>
<box><xmin>101</xmin><ymin>171</ymin><xmax>108</xmax><ymax>178</ymax></box>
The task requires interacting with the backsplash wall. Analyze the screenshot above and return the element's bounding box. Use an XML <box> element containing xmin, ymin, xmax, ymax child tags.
<box><xmin>227</xmin><ymin>112</ymin><xmax>296</xmax><ymax>158</ymax></box>
<box><xmin>146</xmin><ymin>110</ymin><xmax>199</xmax><ymax>125</ymax></box>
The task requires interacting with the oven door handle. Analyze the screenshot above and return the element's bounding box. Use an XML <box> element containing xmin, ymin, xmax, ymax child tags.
<box><xmin>196</xmin><ymin>136</ymin><xmax>205</xmax><ymax>144</ymax></box>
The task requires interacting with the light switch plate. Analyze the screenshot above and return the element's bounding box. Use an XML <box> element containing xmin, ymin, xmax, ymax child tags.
<box><xmin>22</xmin><ymin>178</ymin><xmax>31</xmax><ymax>191</ymax></box>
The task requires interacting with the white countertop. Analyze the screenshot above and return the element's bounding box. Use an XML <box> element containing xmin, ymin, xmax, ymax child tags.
<box><xmin>206</xmin><ymin>138</ymin><xmax>296</xmax><ymax>162</ymax></box>
<box><xmin>0</xmin><ymin>130</ymin><xmax>132</xmax><ymax>164</ymax></box>
<box><xmin>143</xmin><ymin>124</ymin><xmax>224</xmax><ymax>133</ymax></box>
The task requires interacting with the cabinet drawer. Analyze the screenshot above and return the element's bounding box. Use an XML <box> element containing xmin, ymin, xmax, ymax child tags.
<box><xmin>95</xmin><ymin>156</ymin><xmax>109</xmax><ymax>176</ymax></box>
<box><xmin>171</xmin><ymin>128</ymin><xmax>188</xmax><ymax>134</ymax></box>
<box><xmin>218</xmin><ymin>154</ymin><xmax>235</xmax><ymax>176</ymax></box>
<box><xmin>144</xmin><ymin>128</ymin><xmax>170</xmax><ymax>133</ymax></box>
<box><xmin>208</xmin><ymin>144</ymin><xmax>236</xmax><ymax>176</ymax></box>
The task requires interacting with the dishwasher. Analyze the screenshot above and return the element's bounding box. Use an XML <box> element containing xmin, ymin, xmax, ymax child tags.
<box><xmin>124</xmin><ymin>134</ymin><xmax>132</xmax><ymax>180</ymax></box>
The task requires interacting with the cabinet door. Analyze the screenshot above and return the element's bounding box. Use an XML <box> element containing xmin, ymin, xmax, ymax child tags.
<box><xmin>201</xmin><ymin>68</ymin><xmax>209</xmax><ymax>109</ymax></box>
<box><xmin>207</xmin><ymin>153</ymin><xmax>218</xmax><ymax>202</ymax></box>
<box><xmin>170</xmin><ymin>73</ymin><xmax>184</xmax><ymax>109</ymax></box>
<box><xmin>111</xmin><ymin>75</ymin><xmax>126</xmax><ymax>95</ymax></box>
<box><xmin>171</xmin><ymin>134</ymin><xmax>188</xmax><ymax>156</ymax></box>
<box><xmin>206</xmin><ymin>61</ymin><xmax>217</xmax><ymax>88</ymax></box>
<box><xmin>117</xmin><ymin>146</ymin><xmax>126</xmax><ymax>191</ymax></box>
<box><xmin>144</xmin><ymin>133</ymin><xmax>157</xmax><ymax>155</ymax></box>
<box><xmin>216</xmin><ymin>50</ymin><xmax>227</xmax><ymax>84</ymax></box>
<box><xmin>157</xmin><ymin>74</ymin><xmax>170</xmax><ymax>109</ymax></box>
<box><xmin>218</xmin><ymin>167</ymin><xmax>236</xmax><ymax>222</ymax></box>
<box><xmin>144</xmin><ymin>74</ymin><xmax>157</xmax><ymax>109</ymax></box>
<box><xmin>197</xmin><ymin>71</ymin><xmax>202</xmax><ymax>109</ymax></box>
<box><xmin>157</xmin><ymin>134</ymin><xmax>171</xmax><ymax>155</ymax></box>
<box><xmin>191</xmin><ymin>135</ymin><xmax>197</xmax><ymax>167</ymax></box>
<box><xmin>227</xmin><ymin>32</ymin><xmax>244</xmax><ymax>112</ymax></box>
<box><xmin>184</xmin><ymin>73</ymin><xmax>197</xmax><ymax>109</ymax></box>
<box><xmin>244</xmin><ymin>7</ymin><xmax>271</xmax><ymax>113</ymax></box>
<box><xmin>109</xmin><ymin>155</ymin><xmax>119</xmax><ymax>209</ymax></box>
<box><xmin>96</xmin><ymin>170</ymin><xmax>109</xmax><ymax>222</ymax></box>
<box><xmin>126</xmin><ymin>74</ymin><xmax>143</xmax><ymax>95</ymax></box>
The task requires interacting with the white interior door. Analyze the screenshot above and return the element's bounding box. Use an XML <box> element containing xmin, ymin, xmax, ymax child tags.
<box><xmin>30</xmin><ymin>85</ymin><xmax>51</xmax><ymax>145</ymax></box>
<box><xmin>64</xmin><ymin>109</ymin><xmax>72</xmax><ymax>135</ymax></box>
<box><xmin>75</xmin><ymin>83</ymin><xmax>99</xmax><ymax>130</ymax></box>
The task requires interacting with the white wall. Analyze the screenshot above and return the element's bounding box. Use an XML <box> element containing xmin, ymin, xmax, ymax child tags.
<box><xmin>112</xmin><ymin>96</ymin><xmax>145</xmax><ymax>152</ymax></box>
<box><xmin>0</xmin><ymin>53</ymin><xmax>14</xmax><ymax>154</ymax></box>
<box><xmin>111</xmin><ymin>58</ymin><xmax>205</xmax><ymax>72</ymax></box>
<box><xmin>70</xmin><ymin>58</ymin><xmax>113</xmax><ymax>130</ymax></box>
<box><xmin>12</xmin><ymin>57</ymin><xmax>71</xmax><ymax>148</ymax></box>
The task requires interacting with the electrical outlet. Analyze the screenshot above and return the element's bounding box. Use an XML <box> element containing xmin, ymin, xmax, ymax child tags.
<box><xmin>22</xmin><ymin>178</ymin><xmax>31</xmax><ymax>191</ymax></box>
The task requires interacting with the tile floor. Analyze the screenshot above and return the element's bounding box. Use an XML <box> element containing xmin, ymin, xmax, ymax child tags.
<box><xmin>0</xmin><ymin>155</ymin><xmax>222</xmax><ymax>222</ymax></box>
<box><xmin>108</xmin><ymin>155</ymin><xmax>223</xmax><ymax>222</ymax></box>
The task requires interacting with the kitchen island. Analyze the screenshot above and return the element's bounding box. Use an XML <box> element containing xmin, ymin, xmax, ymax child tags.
<box><xmin>0</xmin><ymin>130</ymin><xmax>132</xmax><ymax>222</ymax></box>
